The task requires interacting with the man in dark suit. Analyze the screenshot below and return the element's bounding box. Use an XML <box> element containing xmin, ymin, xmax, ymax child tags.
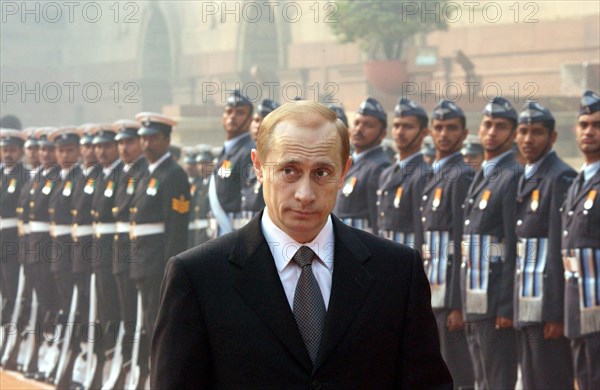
<box><xmin>151</xmin><ymin>101</ymin><xmax>452</xmax><ymax>389</ymax></box>
<box><xmin>513</xmin><ymin>101</ymin><xmax>576</xmax><ymax>389</ymax></box>
<box><xmin>562</xmin><ymin>90</ymin><xmax>600</xmax><ymax>390</ymax></box>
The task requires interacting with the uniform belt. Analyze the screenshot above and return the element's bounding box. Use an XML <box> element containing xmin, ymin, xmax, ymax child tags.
<box><xmin>189</xmin><ymin>219</ymin><xmax>209</xmax><ymax>230</ymax></box>
<box><xmin>93</xmin><ymin>222</ymin><xmax>117</xmax><ymax>238</ymax></box>
<box><xmin>50</xmin><ymin>224</ymin><xmax>71</xmax><ymax>237</ymax></box>
<box><xmin>0</xmin><ymin>217</ymin><xmax>18</xmax><ymax>230</ymax></box>
<box><xmin>19</xmin><ymin>221</ymin><xmax>31</xmax><ymax>235</ymax></box>
<box><xmin>130</xmin><ymin>223</ymin><xmax>165</xmax><ymax>239</ymax></box>
<box><xmin>73</xmin><ymin>224</ymin><xmax>93</xmax><ymax>238</ymax></box>
<box><xmin>30</xmin><ymin>221</ymin><xmax>51</xmax><ymax>233</ymax></box>
<box><xmin>562</xmin><ymin>255</ymin><xmax>579</xmax><ymax>277</ymax></box>
<box><xmin>116</xmin><ymin>221</ymin><xmax>130</xmax><ymax>234</ymax></box>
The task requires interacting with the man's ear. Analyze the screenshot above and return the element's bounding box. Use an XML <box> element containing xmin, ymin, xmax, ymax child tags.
<box><xmin>250</xmin><ymin>149</ymin><xmax>263</xmax><ymax>182</ymax></box>
<box><xmin>338</xmin><ymin>156</ymin><xmax>353</xmax><ymax>190</ymax></box>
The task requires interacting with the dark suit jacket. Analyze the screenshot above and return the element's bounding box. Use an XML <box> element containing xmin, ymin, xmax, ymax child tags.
<box><xmin>151</xmin><ymin>212</ymin><xmax>452</xmax><ymax>390</ymax></box>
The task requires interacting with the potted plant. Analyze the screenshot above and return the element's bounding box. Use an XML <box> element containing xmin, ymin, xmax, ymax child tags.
<box><xmin>330</xmin><ymin>0</ymin><xmax>448</xmax><ymax>94</ymax></box>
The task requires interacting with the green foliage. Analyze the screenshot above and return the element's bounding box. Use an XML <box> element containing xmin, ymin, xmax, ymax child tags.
<box><xmin>331</xmin><ymin>0</ymin><xmax>449</xmax><ymax>60</ymax></box>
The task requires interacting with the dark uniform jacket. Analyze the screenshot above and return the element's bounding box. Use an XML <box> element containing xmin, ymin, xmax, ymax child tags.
<box><xmin>377</xmin><ymin>153</ymin><xmax>428</xmax><ymax>251</ymax></box>
<box><xmin>71</xmin><ymin>164</ymin><xmax>102</xmax><ymax>274</ymax></box>
<box><xmin>334</xmin><ymin>146</ymin><xmax>391</xmax><ymax>233</ymax></box>
<box><xmin>1</xmin><ymin>162</ymin><xmax>26</xmax><ymax>263</ymax></box>
<box><xmin>462</xmin><ymin>152</ymin><xmax>522</xmax><ymax>321</ymax></box>
<box><xmin>49</xmin><ymin>165</ymin><xmax>82</xmax><ymax>274</ymax></box>
<box><xmin>561</xmin><ymin>167</ymin><xmax>600</xmax><ymax>337</ymax></box>
<box><xmin>421</xmin><ymin>152</ymin><xmax>473</xmax><ymax>310</ymax></box>
<box><xmin>129</xmin><ymin>155</ymin><xmax>189</xmax><ymax>280</ymax></box>
<box><xmin>241</xmin><ymin>169</ymin><xmax>265</xmax><ymax>215</ymax></box>
<box><xmin>514</xmin><ymin>151</ymin><xmax>575</xmax><ymax>326</ymax></box>
<box><xmin>188</xmin><ymin>176</ymin><xmax>210</xmax><ymax>248</ymax></box>
<box><xmin>112</xmin><ymin>157</ymin><xmax>148</xmax><ymax>275</ymax></box>
<box><xmin>151</xmin><ymin>212</ymin><xmax>453</xmax><ymax>390</ymax></box>
<box><xmin>214</xmin><ymin>133</ymin><xmax>255</xmax><ymax>213</ymax></box>
<box><xmin>17</xmin><ymin>167</ymin><xmax>38</xmax><ymax>265</ymax></box>
<box><xmin>92</xmin><ymin>161</ymin><xmax>124</xmax><ymax>270</ymax></box>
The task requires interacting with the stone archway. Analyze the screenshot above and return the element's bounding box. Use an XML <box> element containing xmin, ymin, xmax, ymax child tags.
<box><xmin>140</xmin><ymin>8</ymin><xmax>172</xmax><ymax>112</ymax></box>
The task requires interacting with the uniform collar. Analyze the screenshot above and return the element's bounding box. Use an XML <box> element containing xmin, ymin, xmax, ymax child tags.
<box><xmin>581</xmin><ymin>160</ymin><xmax>600</xmax><ymax>182</ymax></box>
<box><xmin>148</xmin><ymin>152</ymin><xmax>171</xmax><ymax>174</ymax></box>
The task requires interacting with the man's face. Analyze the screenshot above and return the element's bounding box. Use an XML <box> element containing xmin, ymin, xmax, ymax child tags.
<box><xmin>197</xmin><ymin>161</ymin><xmax>215</xmax><ymax>179</ymax></box>
<box><xmin>95</xmin><ymin>141</ymin><xmax>119</xmax><ymax>167</ymax></box>
<box><xmin>479</xmin><ymin>116</ymin><xmax>516</xmax><ymax>157</ymax></box>
<box><xmin>222</xmin><ymin>105</ymin><xmax>252</xmax><ymax>139</ymax></box>
<box><xmin>118</xmin><ymin>137</ymin><xmax>142</xmax><ymax>164</ymax></box>
<box><xmin>576</xmin><ymin>111</ymin><xmax>600</xmax><ymax>157</ymax></box>
<box><xmin>25</xmin><ymin>146</ymin><xmax>39</xmax><ymax>167</ymax></box>
<box><xmin>1</xmin><ymin>144</ymin><xmax>24</xmax><ymax>167</ymax></box>
<box><xmin>140</xmin><ymin>132</ymin><xmax>170</xmax><ymax>163</ymax></box>
<box><xmin>57</xmin><ymin>143</ymin><xmax>80</xmax><ymax>169</ymax></box>
<box><xmin>251</xmin><ymin>119</ymin><xmax>351</xmax><ymax>243</ymax></box>
<box><xmin>184</xmin><ymin>162</ymin><xmax>198</xmax><ymax>178</ymax></box>
<box><xmin>516</xmin><ymin>123</ymin><xmax>556</xmax><ymax>164</ymax></box>
<box><xmin>391</xmin><ymin>116</ymin><xmax>426</xmax><ymax>155</ymax></box>
<box><xmin>250</xmin><ymin>113</ymin><xmax>264</xmax><ymax>141</ymax></box>
<box><xmin>430</xmin><ymin>118</ymin><xmax>467</xmax><ymax>158</ymax></box>
<box><xmin>350</xmin><ymin>114</ymin><xmax>385</xmax><ymax>153</ymax></box>
<box><xmin>80</xmin><ymin>143</ymin><xmax>97</xmax><ymax>165</ymax></box>
<box><xmin>39</xmin><ymin>145</ymin><xmax>56</xmax><ymax>167</ymax></box>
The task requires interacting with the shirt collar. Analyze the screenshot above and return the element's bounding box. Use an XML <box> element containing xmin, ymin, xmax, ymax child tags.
<box><xmin>148</xmin><ymin>152</ymin><xmax>171</xmax><ymax>174</ymax></box>
<box><xmin>524</xmin><ymin>150</ymin><xmax>554</xmax><ymax>180</ymax></box>
<box><xmin>124</xmin><ymin>155</ymin><xmax>143</xmax><ymax>173</ymax></box>
<box><xmin>433</xmin><ymin>151</ymin><xmax>461</xmax><ymax>174</ymax></box>
<box><xmin>352</xmin><ymin>145</ymin><xmax>381</xmax><ymax>164</ymax></box>
<box><xmin>60</xmin><ymin>165</ymin><xmax>77</xmax><ymax>180</ymax></box>
<box><xmin>581</xmin><ymin>160</ymin><xmax>600</xmax><ymax>182</ymax></box>
<box><xmin>223</xmin><ymin>132</ymin><xmax>250</xmax><ymax>155</ymax></box>
<box><xmin>261</xmin><ymin>208</ymin><xmax>334</xmax><ymax>274</ymax></box>
<box><xmin>103</xmin><ymin>159</ymin><xmax>121</xmax><ymax>178</ymax></box>
<box><xmin>482</xmin><ymin>150</ymin><xmax>512</xmax><ymax>179</ymax></box>
<box><xmin>398</xmin><ymin>152</ymin><xmax>422</xmax><ymax>170</ymax></box>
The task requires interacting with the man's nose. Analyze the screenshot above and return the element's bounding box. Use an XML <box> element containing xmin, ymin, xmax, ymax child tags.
<box><xmin>295</xmin><ymin>176</ymin><xmax>316</xmax><ymax>206</ymax></box>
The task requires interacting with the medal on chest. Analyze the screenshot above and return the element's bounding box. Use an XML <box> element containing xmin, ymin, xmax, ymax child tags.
<box><xmin>394</xmin><ymin>186</ymin><xmax>403</xmax><ymax>208</ymax></box>
<box><xmin>147</xmin><ymin>178</ymin><xmax>159</xmax><ymax>196</ymax></box>
<box><xmin>530</xmin><ymin>189</ymin><xmax>539</xmax><ymax>212</ymax></box>
<box><xmin>62</xmin><ymin>180</ymin><xmax>72</xmax><ymax>197</ymax></box>
<box><xmin>342</xmin><ymin>176</ymin><xmax>357</xmax><ymax>197</ymax></box>
<box><xmin>432</xmin><ymin>188</ymin><xmax>442</xmax><ymax>209</ymax></box>
<box><xmin>218</xmin><ymin>160</ymin><xmax>232</xmax><ymax>179</ymax></box>
<box><xmin>42</xmin><ymin>180</ymin><xmax>53</xmax><ymax>195</ymax></box>
<box><xmin>479</xmin><ymin>190</ymin><xmax>491</xmax><ymax>210</ymax></box>
<box><xmin>7</xmin><ymin>178</ymin><xmax>16</xmax><ymax>193</ymax></box>
<box><xmin>104</xmin><ymin>180</ymin><xmax>114</xmax><ymax>197</ymax></box>
<box><xmin>84</xmin><ymin>178</ymin><xmax>95</xmax><ymax>194</ymax></box>
<box><xmin>584</xmin><ymin>190</ymin><xmax>597</xmax><ymax>212</ymax></box>
<box><xmin>126</xmin><ymin>177</ymin><xmax>135</xmax><ymax>195</ymax></box>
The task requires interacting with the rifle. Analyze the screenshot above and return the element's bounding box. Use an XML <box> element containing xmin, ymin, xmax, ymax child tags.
<box><xmin>101</xmin><ymin>320</ymin><xmax>125</xmax><ymax>389</ymax></box>
<box><xmin>71</xmin><ymin>273</ymin><xmax>98</xmax><ymax>389</ymax></box>
<box><xmin>17</xmin><ymin>289</ymin><xmax>38</xmax><ymax>373</ymax></box>
<box><xmin>0</xmin><ymin>265</ymin><xmax>25</xmax><ymax>365</ymax></box>
<box><xmin>54</xmin><ymin>284</ymin><xmax>78</xmax><ymax>385</ymax></box>
<box><xmin>124</xmin><ymin>290</ymin><xmax>143</xmax><ymax>390</ymax></box>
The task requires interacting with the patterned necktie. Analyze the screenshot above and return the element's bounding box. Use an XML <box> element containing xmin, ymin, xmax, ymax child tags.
<box><xmin>292</xmin><ymin>246</ymin><xmax>326</xmax><ymax>364</ymax></box>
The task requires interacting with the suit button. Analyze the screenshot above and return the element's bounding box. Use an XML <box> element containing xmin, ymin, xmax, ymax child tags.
<box><xmin>419</xmin><ymin>207</ymin><xmax>423</xmax><ymax>211</ymax></box>
<box><xmin>468</xmin><ymin>198</ymin><xmax>474</xmax><ymax>204</ymax></box>
<box><xmin>376</xmin><ymin>201</ymin><xmax>380</xmax><ymax>206</ymax></box>
<box><xmin>383</xmin><ymin>190</ymin><xmax>388</xmax><ymax>196</ymax></box>
<box><xmin>465</xmin><ymin>219</ymin><xmax>470</xmax><ymax>225</ymax></box>
<box><xmin>421</xmin><ymin>217</ymin><xmax>426</xmax><ymax>222</ymax></box>
<box><xmin>516</xmin><ymin>219</ymin><xmax>523</xmax><ymax>226</ymax></box>
<box><xmin>380</xmin><ymin>212</ymin><xmax>384</xmax><ymax>217</ymax></box>
<box><xmin>376</xmin><ymin>189</ymin><xmax>382</xmax><ymax>196</ymax></box>
<box><xmin>563</xmin><ymin>230</ymin><xmax>568</xmax><ymax>237</ymax></box>
<box><xmin>311</xmin><ymin>380</ymin><xmax>322</xmax><ymax>390</ymax></box>
<box><xmin>568</xmin><ymin>211</ymin><xmax>574</xmax><ymax>216</ymax></box>
<box><xmin>422</xmin><ymin>195</ymin><xmax>428</xmax><ymax>201</ymax></box>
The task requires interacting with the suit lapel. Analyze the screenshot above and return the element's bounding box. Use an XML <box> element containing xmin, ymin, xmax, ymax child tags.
<box><xmin>573</xmin><ymin>169</ymin><xmax>600</xmax><ymax>206</ymax></box>
<box><xmin>518</xmin><ymin>153</ymin><xmax>555</xmax><ymax>199</ymax></box>
<box><xmin>315</xmin><ymin>217</ymin><xmax>374</xmax><ymax>369</ymax></box>
<box><xmin>230</xmin><ymin>214</ymin><xmax>313</xmax><ymax>372</ymax></box>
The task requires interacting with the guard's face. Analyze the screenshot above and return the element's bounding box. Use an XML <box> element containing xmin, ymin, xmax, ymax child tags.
<box><xmin>516</xmin><ymin>123</ymin><xmax>556</xmax><ymax>164</ymax></box>
<box><xmin>392</xmin><ymin>116</ymin><xmax>426</xmax><ymax>154</ymax></box>
<box><xmin>80</xmin><ymin>143</ymin><xmax>97</xmax><ymax>165</ymax></box>
<box><xmin>95</xmin><ymin>141</ymin><xmax>119</xmax><ymax>167</ymax></box>
<box><xmin>25</xmin><ymin>146</ymin><xmax>39</xmax><ymax>167</ymax></box>
<box><xmin>251</xmin><ymin>119</ymin><xmax>351</xmax><ymax>243</ymax></box>
<box><xmin>430</xmin><ymin>118</ymin><xmax>467</xmax><ymax>158</ymax></box>
<box><xmin>57</xmin><ymin>143</ymin><xmax>80</xmax><ymax>169</ymax></box>
<box><xmin>350</xmin><ymin>114</ymin><xmax>386</xmax><ymax>153</ymax></box>
<box><xmin>222</xmin><ymin>105</ymin><xmax>252</xmax><ymax>139</ymax></box>
<box><xmin>479</xmin><ymin>115</ymin><xmax>516</xmax><ymax>156</ymax></box>
<box><xmin>1</xmin><ymin>144</ymin><xmax>24</xmax><ymax>167</ymax></box>
<box><xmin>39</xmin><ymin>145</ymin><xmax>56</xmax><ymax>167</ymax></box>
<box><xmin>140</xmin><ymin>132</ymin><xmax>170</xmax><ymax>163</ymax></box>
<box><xmin>250</xmin><ymin>113</ymin><xmax>264</xmax><ymax>141</ymax></box>
<box><xmin>576</xmin><ymin>111</ymin><xmax>600</xmax><ymax>156</ymax></box>
<box><xmin>118</xmin><ymin>136</ymin><xmax>142</xmax><ymax>164</ymax></box>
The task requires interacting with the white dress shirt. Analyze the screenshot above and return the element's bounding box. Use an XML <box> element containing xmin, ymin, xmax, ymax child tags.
<box><xmin>148</xmin><ymin>152</ymin><xmax>171</xmax><ymax>174</ymax></box>
<box><xmin>261</xmin><ymin>208</ymin><xmax>334</xmax><ymax>310</ymax></box>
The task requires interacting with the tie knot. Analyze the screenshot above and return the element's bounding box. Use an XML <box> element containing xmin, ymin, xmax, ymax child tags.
<box><xmin>293</xmin><ymin>246</ymin><xmax>316</xmax><ymax>268</ymax></box>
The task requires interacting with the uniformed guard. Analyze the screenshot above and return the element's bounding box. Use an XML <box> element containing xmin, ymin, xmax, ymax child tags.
<box><xmin>377</xmin><ymin>97</ymin><xmax>429</xmax><ymax>250</ymax></box>
<box><xmin>334</xmin><ymin>97</ymin><xmax>391</xmax><ymax>233</ymax></box>
<box><xmin>461</xmin><ymin>135</ymin><xmax>484</xmax><ymax>171</ymax></box>
<box><xmin>192</xmin><ymin>148</ymin><xmax>213</xmax><ymax>245</ymax></box>
<box><xmin>421</xmin><ymin>136</ymin><xmax>436</xmax><ymax>165</ymax></box>
<box><xmin>242</xmin><ymin>99</ymin><xmax>279</xmax><ymax>225</ymax></box>
<box><xmin>462</xmin><ymin>97</ymin><xmax>521</xmax><ymax>390</ymax></box>
<box><xmin>128</xmin><ymin>112</ymin><xmax>189</xmax><ymax>388</ymax></box>
<box><xmin>327</xmin><ymin>104</ymin><xmax>349</xmax><ymax>128</ymax></box>
<box><xmin>1</xmin><ymin>128</ymin><xmax>26</xmax><ymax>354</ymax></box>
<box><xmin>513</xmin><ymin>101</ymin><xmax>576</xmax><ymax>389</ymax></box>
<box><xmin>421</xmin><ymin>100</ymin><xmax>475</xmax><ymax>389</ymax></box>
<box><xmin>23</xmin><ymin>127</ymin><xmax>61</xmax><ymax>378</ymax></box>
<box><xmin>562</xmin><ymin>90</ymin><xmax>600</xmax><ymax>390</ymax></box>
<box><xmin>209</xmin><ymin>90</ymin><xmax>255</xmax><ymax>236</ymax></box>
<box><xmin>89</xmin><ymin>124</ymin><xmax>123</xmax><ymax>385</ymax></box>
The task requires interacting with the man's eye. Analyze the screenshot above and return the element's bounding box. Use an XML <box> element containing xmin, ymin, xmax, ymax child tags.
<box><xmin>282</xmin><ymin>167</ymin><xmax>299</xmax><ymax>180</ymax></box>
